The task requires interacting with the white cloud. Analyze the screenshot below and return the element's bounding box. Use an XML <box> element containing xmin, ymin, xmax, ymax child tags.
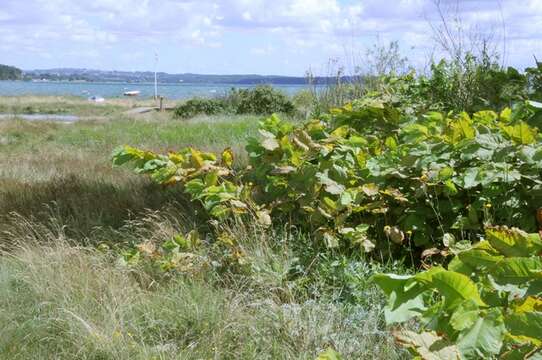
<box><xmin>1</xmin><ymin>0</ymin><xmax>542</xmax><ymax>73</ymax></box>
<box><xmin>242</xmin><ymin>11</ymin><xmax>252</xmax><ymax>21</ymax></box>
<box><xmin>251</xmin><ymin>44</ymin><xmax>275</xmax><ymax>55</ymax></box>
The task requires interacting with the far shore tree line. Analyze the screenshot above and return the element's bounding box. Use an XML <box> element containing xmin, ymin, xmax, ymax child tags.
<box><xmin>0</xmin><ymin>64</ymin><xmax>22</xmax><ymax>80</ymax></box>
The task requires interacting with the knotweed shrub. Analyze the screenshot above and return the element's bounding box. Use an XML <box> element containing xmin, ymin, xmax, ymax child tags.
<box><xmin>113</xmin><ymin>96</ymin><xmax>542</xmax><ymax>262</ymax></box>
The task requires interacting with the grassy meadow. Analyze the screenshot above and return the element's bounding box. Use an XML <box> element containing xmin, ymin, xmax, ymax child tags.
<box><xmin>0</xmin><ymin>96</ymin><xmax>403</xmax><ymax>359</ymax></box>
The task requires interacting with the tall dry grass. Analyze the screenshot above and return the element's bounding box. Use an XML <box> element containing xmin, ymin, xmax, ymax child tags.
<box><xmin>0</xmin><ymin>213</ymin><xmax>404</xmax><ymax>359</ymax></box>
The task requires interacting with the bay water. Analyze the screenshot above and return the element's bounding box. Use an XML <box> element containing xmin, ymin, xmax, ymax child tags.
<box><xmin>0</xmin><ymin>80</ymin><xmax>312</xmax><ymax>100</ymax></box>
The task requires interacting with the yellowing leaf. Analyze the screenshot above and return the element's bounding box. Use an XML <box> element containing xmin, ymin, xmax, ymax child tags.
<box><xmin>499</xmin><ymin>107</ymin><xmax>512</xmax><ymax>122</ymax></box>
<box><xmin>502</xmin><ymin>121</ymin><xmax>537</xmax><ymax>145</ymax></box>
<box><xmin>356</xmin><ymin>151</ymin><xmax>367</xmax><ymax>167</ymax></box>
<box><xmin>485</xmin><ymin>226</ymin><xmax>542</xmax><ymax>257</ymax></box>
<box><xmin>513</xmin><ymin>296</ymin><xmax>542</xmax><ymax>313</ymax></box>
<box><xmin>322</xmin><ymin>196</ymin><xmax>337</xmax><ymax>212</ymax></box>
<box><xmin>331</xmin><ymin>125</ymin><xmax>350</xmax><ymax>138</ymax></box>
<box><xmin>473</xmin><ymin>110</ymin><xmax>498</xmax><ymax>124</ymax></box>
<box><xmin>221</xmin><ymin>147</ymin><xmax>234</xmax><ymax>167</ymax></box>
<box><xmin>168</xmin><ymin>152</ymin><xmax>185</xmax><ymax>164</ymax></box>
<box><xmin>385</xmin><ymin>136</ymin><xmax>398</xmax><ymax>150</ymax></box>
<box><xmin>190</xmin><ymin>148</ymin><xmax>205</xmax><ymax>169</ymax></box>
<box><xmin>449</xmin><ymin>115</ymin><xmax>475</xmax><ymax>143</ymax></box>
<box><xmin>217</xmin><ymin>233</ymin><xmax>236</xmax><ymax>247</ymax></box>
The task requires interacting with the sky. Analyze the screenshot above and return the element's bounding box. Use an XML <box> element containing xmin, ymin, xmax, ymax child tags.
<box><xmin>1</xmin><ymin>0</ymin><xmax>541</xmax><ymax>75</ymax></box>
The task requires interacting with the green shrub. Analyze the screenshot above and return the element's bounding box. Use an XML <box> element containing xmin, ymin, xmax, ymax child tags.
<box><xmin>527</xmin><ymin>61</ymin><xmax>542</xmax><ymax>102</ymax></box>
<box><xmin>424</xmin><ymin>55</ymin><xmax>528</xmax><ymax>113</ymax></box>
<box><xmin>377</xmin><ymin>54</ymin><xmax>534</xmax><ymax>115</ymax></box>
<box><xmin>292</xmin><ymin>89</ymin><xmax>317</xmax><ymax>118</ymax></box>
<box><xmin>174</xmin><ymin>98</ymin><xmax>226</xmax><ymax>118</ymax></box>
<box><xmin>174</xmin><ymin>86</ymin><xmax>296</xmax><ymax>119</ymax></box>
<box><xmin>225</xmin><ymin>85</ymin><xmax>295</xmax><ymax>115</ymax></box>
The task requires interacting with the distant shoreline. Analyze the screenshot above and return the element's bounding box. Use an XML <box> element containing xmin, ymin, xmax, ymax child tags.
<box><xmin>19</xmin><ymin>68</ymin><xmax>360</xmax><ymax>85</ymax></box>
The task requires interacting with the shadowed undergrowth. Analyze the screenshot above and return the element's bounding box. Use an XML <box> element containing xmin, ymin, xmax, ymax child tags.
<box><xmin>0</xmin><ymin>113</ymin><xmax>263</xmax><ymax>243</ymax></box>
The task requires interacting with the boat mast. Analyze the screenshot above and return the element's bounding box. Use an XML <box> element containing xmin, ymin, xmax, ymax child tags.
<box><xmin>154</xmin><ymin>52</ymin><xmax>158</xmax><ymax>100</ymax></box>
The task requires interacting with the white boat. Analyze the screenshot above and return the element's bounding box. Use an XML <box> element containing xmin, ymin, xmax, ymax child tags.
<box><xmin>123</xmin><ymin>90</ymin><xmax>140</xmax><ymax>96</ymax></box>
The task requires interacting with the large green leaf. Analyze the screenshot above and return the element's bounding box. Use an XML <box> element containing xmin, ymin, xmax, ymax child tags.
<box><xmin>450</xmin><ymin>300</ymin><xmax>481</xmax><ymax>332</ymax></box>
<box><xmin>456</xmin><ymin>308</ymin><xmax>505</xmax><ymax>359</ymax></box>
<box><xmin>490</xmin><ymin>257</ymin><xmax>542</xmax><ymax>285</ymax></box>
<box><xmin>486</xmin><ymin>227</ymin><xmax>542</xmax><ymax>258</ymax></box>
<box><xmin>417</xmin><ymin>269</ymin><xmax>485</xmax><ymax>309</ymax></box>
<box><xmin>447</xmin><ymin>257</ymin><xmax>474</xmax><ymax>275</ymax></box>
<box><xmin>505</xmin><ymin>311</ymin><xmax>542</xmax><ymax>344</ymax></box>
<box><xmin>457</xmin><ymin>249</ymin><xmax>504</xmax><ymax>269</ymax></box>
<box><xmin>371</xmin><ymin>273</ymin><xmax>427</xmax><ymax>323</ymax></box>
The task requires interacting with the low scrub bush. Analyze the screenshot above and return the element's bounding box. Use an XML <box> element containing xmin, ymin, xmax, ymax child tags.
<box><xmin>173</xmin><ymin>98</ymin><xmax>225</xmax><ymax>118</ymax></box>
<box><xmin>226</xmin><ymin>85</ymin><xmax>295</xmax><ymax>115</ymax></box>
<box><xmin>174</xmin><ymin>86</ymin><xmax>295</xmax><ymax>119</ymax></box>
